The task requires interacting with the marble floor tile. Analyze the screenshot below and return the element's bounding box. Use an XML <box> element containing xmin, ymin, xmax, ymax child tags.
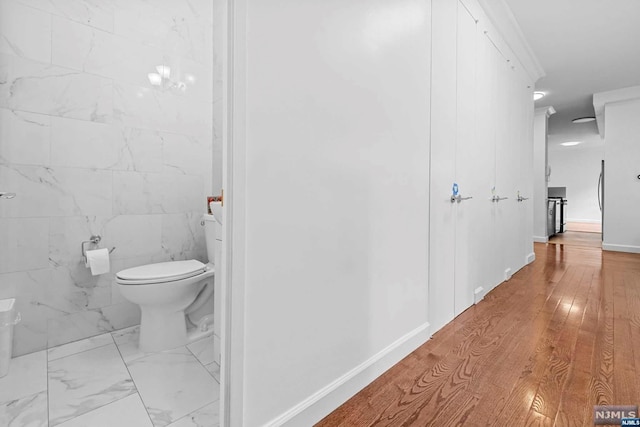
<box><xmin>48</xmin><ymin>343</ymin><xmax>136</xmax><ymax>426</ymax></box>
<box><xmin>48</xmin><ymin>332</ymin><xmax>114</xmax><ymax>361</ymax></box>
<box><xmin>186</xmin><ymin>335</ymin><xmax>215</xmax><ymax>366</ymax></box>
<box><xmin>166</xmin><ymin>401</ymin><xmax>219</xmax><ymax>427</ymax></box>
<box><xmin>111</xmin><ymin>325</ymin><xmax>160</xmax><ymax>363</ymax></box>
<box><xmin>56</xmin><ymin>394</ymin><xmax>153</xmax><ymax>427</ymax></box>
<box><xmin>127</xmin><ymin>347</ymin><xmax>219</xmax><ymax>427</ymax></box>
<box><xmin>0</xmin><ymin>390</ymin><xmax>48</xmax><ymax>427</ymax></box>
<box><xmin>204</xmin><ymin>362</ymin><xmax>220</xmax><ymax>384</ymax></box>
<box><xmin>0</xmin><ymin>350</ymin><xmax>47</xmax><ymax>403</ymax></box>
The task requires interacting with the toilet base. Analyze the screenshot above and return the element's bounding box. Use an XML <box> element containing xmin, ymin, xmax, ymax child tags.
<box><xmin>139</xmin><ymin>307</ymin><xmax>188</xmax><ymax>353</ymax></box>
<box><xmin>138</xmin><ymin>307</ymin><xmax>215</xmax><ymax>353</ymax></box>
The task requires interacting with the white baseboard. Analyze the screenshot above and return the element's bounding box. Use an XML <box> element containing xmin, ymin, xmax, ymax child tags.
<box><xmin>602</xmin><ymin>243</ymin><xmax>640</xmax><ymax>254</ymax></box>
<box><xmin>533</xmin><ymin>236</ymin><xmax>548</xmax><ymax>243</ymax></box>
<box><xmin>526</xmin><ymin>252</ymin><xmax>536</xmax><ymax>264</ymax></box>
<box><xmin>267</xmin><ymin>321</ymin><xmax>431</xmax><ymax>427</ymax></box>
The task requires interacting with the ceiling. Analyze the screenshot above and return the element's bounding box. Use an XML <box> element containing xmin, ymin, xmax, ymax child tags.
<box><xmin>503</xmin><ymin>0</ymin><xmax>640</xmax><ymax>148</ymax></box>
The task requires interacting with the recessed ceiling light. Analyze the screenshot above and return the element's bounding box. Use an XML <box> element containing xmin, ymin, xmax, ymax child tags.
<box><xmin>571</xmin><ymin>116</ymin><xmax>596</xmax><ymax>123</ymax></box>
<box><xmin>560</xmin><ymin>141</ymin><xmax>582</xmax><ymax>147</ymax></box>
<box><xmin>533</xmin><ymin>91</ymin><xmax>545</xmax><ymax>101</ymax></box>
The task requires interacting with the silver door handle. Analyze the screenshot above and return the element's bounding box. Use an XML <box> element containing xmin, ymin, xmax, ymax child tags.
<box><xmin>0</xmin><ymin>192</ymin><xmax>16</xmax><ymax>199</ymax></box>
<box><xmin>450</xmin><ymin>195</ymin><xmax>473</xmax><ymax>203</ymax></box>
<box><xmin>492</xmin><ymin>195</ymin><xmax>508</xmax><ymax>202</ymax></box>
<box><xmin>517</xmin><ymin>196</ymin><xmax>529</xmax><ymax>202</ymax></box>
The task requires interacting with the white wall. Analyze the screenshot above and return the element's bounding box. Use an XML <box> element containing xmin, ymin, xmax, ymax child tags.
<box><xmin>533</xmin><ymin>107</ymin><xmax>552</xmax><ymax>240</ymax></box>
<box><xmin>0</xmin><ymin>0</ymin><xmax>217</xmax><ymax>355</ymax></box>
<box><xmin>232</xmin><ymin>0</ymin><xmax>431</xmax><ymax>425</ymax></box>
<box><xmin>602</xmin><ymin>97</ymin><xmax>640</xmax><ymax>252</ymax></box>
<box><xmin>548</xmin><ymin>145</ymin><xmax>603</xmax><ymax>223</ymax></box>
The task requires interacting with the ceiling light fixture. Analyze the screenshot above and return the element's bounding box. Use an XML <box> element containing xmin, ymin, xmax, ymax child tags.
<box><xmin>156</xmin><ymin>65</ymin><xmax>171</xmax><ymax>79</ymax></box>
<box><xmin>560</xmin><ymin>141</ymin><xmax>582</xmax><ymax>147</ymax></box>
<box><xmin>571</xmin><ymin>116</ymin><xmax>596</xmax><ymax>124</ymax></box>
<box><xmin>147</xmin><ymin>73</ymin><xmax>162</xmax><ymax>86</ymax></box>
<box><xmin>533</xmin><ymin>91</ymin><xmax>545</xmax><ymax>101</ymax></box>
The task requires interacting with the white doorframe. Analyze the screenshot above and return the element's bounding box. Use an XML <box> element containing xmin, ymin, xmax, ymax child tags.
<box><xmin>221</xmin><ymin>0</ymin><xmax>247</xmax><ymax>425</ymax></box>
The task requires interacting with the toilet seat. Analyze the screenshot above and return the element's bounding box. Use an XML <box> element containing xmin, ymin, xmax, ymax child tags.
<box><xmin>116</xmin><ymin>260</ymin><xmax>211</xmax><ymax>285</ymax></box>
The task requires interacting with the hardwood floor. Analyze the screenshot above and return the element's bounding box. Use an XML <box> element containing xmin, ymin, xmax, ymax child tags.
<box><xmin>317</xmin><ymin>243</ymin><xmax>640</xmax><ymax>426</ymax></box>
<box><xmin>566</xmin><ymin>222</ymin><xmax>602</xmax><ymax>233</ymax></box>
<box><xmin>548</xmin><ymin>231</ymin><xmax>602</xmax><ymax>248</ymax></box>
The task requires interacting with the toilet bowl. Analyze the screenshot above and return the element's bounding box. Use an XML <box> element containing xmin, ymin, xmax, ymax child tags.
<box><xmin>116</xmin><ymin>210</ymin><xmax>221</xmax><ymax>352</ymax></box>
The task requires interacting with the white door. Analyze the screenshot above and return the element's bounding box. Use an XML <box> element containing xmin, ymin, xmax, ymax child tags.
<box><xmin>428</xmin><ymin>0</ymin><xmax>458</xmax><ymax>333</ymax></box>
<box><xmin>494</xmin><ymin>50</ymin><xmax>520</xmax><ymax>282</ymax></box>
<box><xmin>453</xmin><ymin>3</ymin><xmax>482</xmax><ymax>316</ymax></box>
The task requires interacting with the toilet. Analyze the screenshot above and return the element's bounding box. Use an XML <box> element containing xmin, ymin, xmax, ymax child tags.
<box><xmin>116</xmin><ymin>205</ymin><xmax>222</xmax><ymax>352</ymax></box>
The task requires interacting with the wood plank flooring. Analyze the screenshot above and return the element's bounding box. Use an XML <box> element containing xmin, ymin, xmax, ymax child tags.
<box><xmin>316</xmin><ymin>243</ymin><xmax>640</xmax><ymax>426</ymax></box>
<box><xmin>549</xmin><ymin>231</ymin><xmax>602</xmax><ymax>248</ymax></box>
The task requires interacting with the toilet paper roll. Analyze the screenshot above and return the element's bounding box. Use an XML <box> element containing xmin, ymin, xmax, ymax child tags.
<box><xmin>85</xmin><ymin>248</ymin><xmax>110</xmax><ymax>276</ymax></box>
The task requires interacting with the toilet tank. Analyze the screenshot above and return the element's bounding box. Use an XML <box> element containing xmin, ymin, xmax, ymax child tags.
<box><xmin>202</xmin><ymin>214</ymin><xmax>220</xmax><ymax>265</ymax></box>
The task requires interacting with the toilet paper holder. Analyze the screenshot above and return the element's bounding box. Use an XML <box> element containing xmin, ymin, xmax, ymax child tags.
<box><xmin>81</xmin><ymin>235</ymin><xmax>116</xmax><ymax>265</ymax></box>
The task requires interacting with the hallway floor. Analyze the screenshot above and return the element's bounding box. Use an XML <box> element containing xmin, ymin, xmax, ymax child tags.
<box><xmin>548</xmin><ymin>230</ymin><xmax>602</xmax><ymax>248</ymax></box>
<box><xmin>318</xmin><ymin>243</ymin><xmax>640</xmax><ymax>426</ymax></box>
<box><xmin>0</xmin><ymin>326</ymin><xmax>220</xmax><ymax>427</ymax></box>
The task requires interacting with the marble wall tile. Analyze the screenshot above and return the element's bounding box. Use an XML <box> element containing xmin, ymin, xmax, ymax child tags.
<box><xmin>0</xmin><ymin>218</ymin><xmax>49</xmax><ymax>273</ymax></box>
<box><xmin>0</xmin><ymin>108</ymin><xmax>51</xmax><ymax>166</ymax></box>
<box><xmin>1</xmin><ymin>0</ymin><xmax>216</xmax><ymax>354</ymax></box>
<box><xmin>100</xmin><ymin>300</ymin><xmax>141</xmax><ymax>330</ymax></box>
<box><xmin>113</xmin><ymin>82</ymin><xmax>212</xmax><ymax>136</ymax></box>
<box><xmin>163</xmin><ymin>132</ymin><xmax>210</xmax><ymax>176</ymax></box>
<box><xmin>14</xmin><ymin>0</ymin><xmax>114</xmax><ymax>32</ymax></box>
<box><xmin>161</xmin><ymin>213</ymin><xmax>206</xmax><ymax>261</ymax></box>
<box><xmin>48</xmin><ymin>215</ymin><xmax>112</xmax><ymax>274</ymax></box>
<box><xmin>0</xmin><ymin>54</ymin><xmax>113</xmax><ymax>122</ymax></box>
<box><xmin>112</xmin><ymin>1</ymin><xmax>212</xmax><ymax>66</ymax></box>
<box><xmin>161</xmin><ymin>174</ymin><xmax>204</xmax><ymax>214</ymax></box>
<box><xmin>50</xmin><ymin>117</ymin><xmax>118</xmax><ymax>169</ymax></box>
<box><xmin>12</xmin><ymin>321</ymin><xmax>48</xmax><ymax>356</ymax></box>
<box><xmin>0</xmin><ymin>0</ymin><xmax>52</xmax><ymax>63</ymax></box>
<box><xmin>0</xmin><ymin>165</ymin><xmax>112</xmax><ymax>218</ymax></box>
<box><xmin>44</xmin><ymin>267</ymin><xmax>112</xmax><ymax>314</ymax></box>
<box><xmin>52</xmin><ymin>168</ymin><xmax>113</xmax><ymax>216</ymax></box>
<box><xmin>104</xmin><ymin>214</ymin><xmax>162</xmax><ymax>259</ymax></box>
<box><xmin>47</xmin><ymin>301</ymin><xmax>141</xmax><ymax>348</ymax></box>
<box><xmin>52</xmin><ymin>16</ymin><xmax>163</xmax><ymax>89</ymax></box>
<box><xmin>212</xmin><ymin>147</ymin><xmax>223</xmax><ymax>196</ymax></box>
<box><xmin>0</xmin><ymin>270</ymin><xmax>49</xmax><ymax>357</ymax></box>
<box><xmin>112</xmin><ymin>171</ymin><xmax>164</xmax><ymax>215</ymax></box>
<box><xmin>0</xmin><ymin>164</ymin><xmax>56</xmax><ymax>218</ymax></box>
<box><xmin>112</xmin><ymin>126</ymin><xmax>164</xmax><ymax>172</ymax></box>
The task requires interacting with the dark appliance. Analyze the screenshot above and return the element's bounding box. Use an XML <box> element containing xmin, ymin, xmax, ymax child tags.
<box><xmin>547</xmin><ymin>187</ymin><xmax>567</xmax><ymax>235</ymax></box>
<box><xmin>548</xmin><ymin>197</ymin><xmax>567</xmax><ymax>234</ymax></box>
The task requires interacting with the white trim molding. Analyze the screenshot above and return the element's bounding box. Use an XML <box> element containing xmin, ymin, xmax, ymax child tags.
<box><xmin>265</xmin><ymin>322</ymin><xmax>431</xmax><ymax>427</ymax></box>
<box><xmin>593</xmin><ymin>85</ymin><xmax>640</xmax><ymax>138</ymax></box>
<box><xmin>474</xmin><ymin>0</ymin><xmax>546</xmax><ymax>83</ymax></box>
<box><xmin>533</xmin><ymin>236</ymin><xmax>548</xmax><ymax>243</ymax></box>
<box><xmin>602</xmin><ymin>243</ymin><xmax>640</xmax><ymax>254</ymax></box>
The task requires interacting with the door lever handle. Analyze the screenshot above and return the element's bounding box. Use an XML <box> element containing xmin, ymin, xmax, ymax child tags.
<box><xmin>451</xmin><ymin>195</ymin><xmax>473</xmax><ymax>203</ymax></box>
<box><xmin>517</xmin><ymin>195</ymin><xmax>529</xmax><ymax>202</ymax></box>
<box><xmin>491</xmin><ymin>195</ymin><xmax>508</xmax><ymax>202</ymax></box>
